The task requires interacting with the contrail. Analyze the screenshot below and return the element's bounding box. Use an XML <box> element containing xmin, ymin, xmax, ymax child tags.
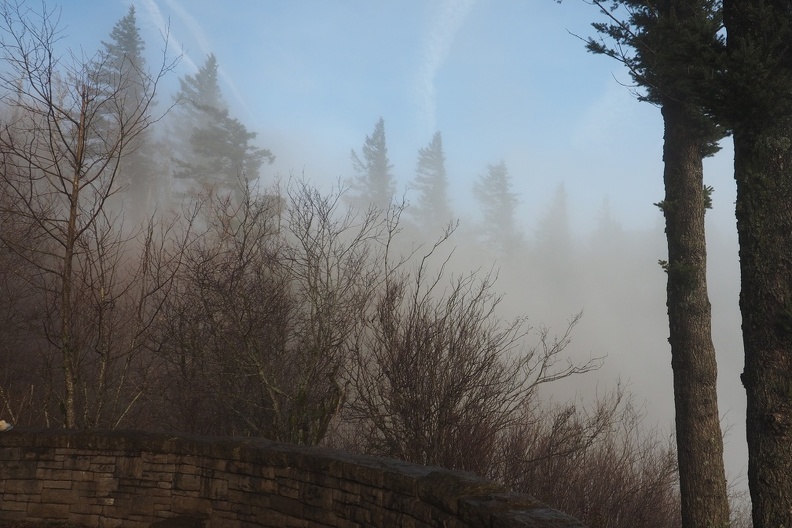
<box><xmin>140</xmin><ymin>0</ymin><xmax>252</xmax><ymax>113</ymax></box>
<box><xmin>136</xmin><ymin>0</ymin><xmax>197</xmax><ymax>72</ymax></box>
<box><xmin>417</xmin><ymin>0</ymin><xmax>476</xmax><ymax>135</ymax></box>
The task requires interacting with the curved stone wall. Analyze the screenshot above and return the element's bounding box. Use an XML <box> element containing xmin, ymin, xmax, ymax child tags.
<box><xmin>0</xmin><ymin>430</ymin><xmax>585</xmax><ymax>527</ymax></box>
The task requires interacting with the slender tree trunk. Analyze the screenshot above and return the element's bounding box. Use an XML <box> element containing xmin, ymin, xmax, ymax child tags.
<box><xmin>660</xmin><ymin>100</ymin><xmax>730</xmax><ymax>528</ymax></box>
<box><xmin>60</xmin><ymin>88</ymin><xmax>90</xmax><ymax>429</ymax></box>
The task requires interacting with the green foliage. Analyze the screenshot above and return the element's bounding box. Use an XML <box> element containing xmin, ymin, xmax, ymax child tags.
<box><xmin>177</xmin><ymin>54</ymin><xmax>225</xmax><ymax>116</ymax></box>
<box><xmin>586</xmin><ymin>0</ymin><xmax>725</xmax><ymax>151</ymax></box>
<box><xmin>722</xmin><ymin>1</ymin><xmax>792</xmax><ymax>131</ymax></box>
<box><xmin>704</xmin><ymin>185</ymin><xmax>714</xmax><ymax>209</ymax></box>
<box><xmin>102</xmin><ymin>5</ymin><xmax>145</xmax><ymax>71</ymax></box>
<box><xmin>172</xmin><ymin>54</ymin><xmax>274</xmax><ymax>199</ymax></box>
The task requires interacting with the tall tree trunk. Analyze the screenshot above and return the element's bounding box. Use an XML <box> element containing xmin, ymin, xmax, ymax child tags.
<box><xmin>60</xmin><ymin>87</ymin><xmax>90</xmax><ymax>430</ymax></box>
<box><xmin>732</xmin><ymin>128</ymin><xmax>792</xmax><ymax>528</ymax></box>
<box><xmin>660</xmin><ymin>100</ymin><xmax>730</xmax><ymax>528</ymax></box>
<box><xmin>723</xmin><ymin>2</ymin><xmax>792</xmax><ymax>525</ymax></box>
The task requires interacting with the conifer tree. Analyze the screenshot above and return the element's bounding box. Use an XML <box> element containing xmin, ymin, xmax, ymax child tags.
<box><xmin>721</xmin><ymin>2</ymin><xmax>792</xmax><ymax>525</ymax></box>
<box><xmin>347</xmin><ymin>117</ymin><xmax>395</xmax><ymax>211</ymax></box>
<box><xmin>473</xmin><ymin>161</ymin><xmax>521</xmax><ymax>254</ymax></box>
<box><xmin>172</xmin><ymin>54</ymin><xmax>273</xmax><ymax>200</ymax></box>
<box><xmin>98</xmin><ymin>5</ymin><xmax>158</xmax><ymax>217</ymax></box>
<box><xmin>584</xmin><ymin>2</ymin><xmax>730</xmax><ymax>527</ymax></box>
<box><xmin>411</xmin><ymin>131</ymin><xmax>453</xmax><ymax>227</ymax></box>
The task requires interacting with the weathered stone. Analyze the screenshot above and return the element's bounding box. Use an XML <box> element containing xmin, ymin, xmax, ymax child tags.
<box><xmin>0</xmin><ymin>430</ymin><xmax>588</xmax><ymax>527</ymax></box>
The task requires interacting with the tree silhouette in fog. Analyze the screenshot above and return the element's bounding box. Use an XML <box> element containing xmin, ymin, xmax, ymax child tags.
<box><xmin>172</xmin><ymin>54</ymin><xmax>273</xmax><ymax>202</ymax></box>
<box><xmin>473</xmin><ymin>161</ymin><xmax>521</xmax><ymax>254</ymax></box>
<box><xmin>347</xmin><ymin>117</ymin><xmax>395</xmax><ymax>211</ymax></box>
<box><xmin>410</xmin><ymin>131</ymin><xmax>453</xmax><ymax>227</ymax></box>
<box><xmin>97</xmin><ymin>5</ymin><xmax>160</xmax><ymax>219</ymax></box>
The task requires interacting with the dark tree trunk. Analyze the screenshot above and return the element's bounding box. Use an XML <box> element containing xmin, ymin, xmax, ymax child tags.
<box><xmin>660</xmin><ymin>100</ymin><xmax>730</xmax><ymax>528</ymax></box>
<box><xmin>732</xmin><ymin>128</ymin><xmax>792</xmax><ymax>528</ymax></box>
<box><xmin>723</xmin><ymin>1</ymin><xmax>792</xmax><ymax>525</ymax></box>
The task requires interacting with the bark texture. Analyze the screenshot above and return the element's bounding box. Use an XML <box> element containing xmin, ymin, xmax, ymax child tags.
<box><xmin>733</xmin><ymin>128</ymin><xmax>792</xmax><ymax>528</ymax></box>
<box><xmin>660</xmin><ymin>100</ymin><xmax>729</xmax><ymax>528</ymax></box>
<box><xmin>723</xmin><ymin>1</ymin><xmax>792</xmax><ymax>525</ymax></box>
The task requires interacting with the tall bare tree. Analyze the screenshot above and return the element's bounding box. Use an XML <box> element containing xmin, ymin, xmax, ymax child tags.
<box><xmin>0</xmin><ymin>1</ymin><xmax>176</xmax><ymax>427</ymax></box>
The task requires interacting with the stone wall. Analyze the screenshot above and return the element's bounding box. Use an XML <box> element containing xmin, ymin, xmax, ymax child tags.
<box><xmin>0</xmin><ymin>430</ymin><xmax>585</xmax><ymax>527</ymax></box>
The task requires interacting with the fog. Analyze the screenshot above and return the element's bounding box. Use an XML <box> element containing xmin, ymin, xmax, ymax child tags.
<box><xmin>49</xmin><ymin>0</ymin><xmax>748</xmax><ymax>492</ymax></box>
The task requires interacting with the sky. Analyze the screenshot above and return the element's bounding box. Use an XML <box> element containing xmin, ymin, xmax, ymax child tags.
<box><xmin>53</xmin><ymin>0</ymin><xmax>747</xmax><ymax>490</ymax></box>
<box><xmin>56</xmin><ymin>0</ymin><xmax>738</xmax><ymax>232</ymax></box>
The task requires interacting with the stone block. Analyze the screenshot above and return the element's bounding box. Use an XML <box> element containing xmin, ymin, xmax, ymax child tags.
<box><xmin>27</xmin><ymin>501</ymin><xmax>71</xmax><ymax>519</ymax></box>
<box><xmin>0</xmin><ymin>510</ymin><xmax>27</xmax><ymax>522</ymax></box>
<box><xmin>277</xmin><ymin>479</ymin><xmax>299</xmax><ymax>499</ymax></box>
<box><xmin>98</xmin><ymin>517</ymin><xmax>123</xmax><ymax>528</ymax></box>
<box><xmin>117</xmin><ymin>455</ymin><xmax>144</xmax><ymax>478</ymax></box>
<box><xmin>95</xmin><ymin>476</ymin><xmax>120</xmax><ymax>494</ymax></box>
<box><xmin>0</xmin><ymin>446</ymin><xmax>21</xmax><ymax>461</ymax></box>
<box><xmin>41</xmin><ymin>479</ymin><xmax>73</xmax><ymax>490</ymax></box>
<box><xmin>4</xmin><ymin>478</ymin><xmax>42</xmax><ymax>494</ymax></box>
<box><xmin>209</xmin><ymin>476</ymin><xmax>228</xmax><ymax>500</ymax></box>
<box><xmin>0</xmin><ymin>500</ymin><xmax>28</xmax><ymax>512</ymax></box>
<box><xmin>64</xmin><ymin>455</ymin><xmax>92</xmax><ymax>471</ymax></box>
<box><xmin>174</xmin><ymin>473</ymin><xmax>201</xmax><ymax>491</ymax></box>
<box><xmin>172</xmin><ymin>494</ymin><xmax>212</xmax><ymax>515</ymax></box>
<box><xmin>68</xmin><ymin>501</ymin><xmax>103</xmax><ymax>515</ymax></box>
<box><xmin>67</xmin><ymin>513</ymin><xmax>101</xmax><ymax>526</ymax></box>
<box><xmin>40</xmin><ymin>487</ymin><xmax>79</xmax><ymax>505</ymax></box>
<box><xmin>268</xmin><ymin>493</ymin><xmax>304</xmax><ymax>519</ymax></box>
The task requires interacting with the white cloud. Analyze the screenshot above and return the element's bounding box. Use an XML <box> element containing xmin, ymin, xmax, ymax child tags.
<box><xmin>417</xmin><ymin>0</ymin><xmax>476</xmax><ymax>135</ymax></box>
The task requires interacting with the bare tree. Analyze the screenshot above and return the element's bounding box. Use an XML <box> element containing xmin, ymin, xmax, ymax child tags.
<box><xmin>0</xmin><ymin>0</ymin><xmax>177</xmax><ymax>427</ymax></box>
<box><xmin>151</xmin><ymin>179</ymin><xmax>395</xmax><ymax>444</ymax></box>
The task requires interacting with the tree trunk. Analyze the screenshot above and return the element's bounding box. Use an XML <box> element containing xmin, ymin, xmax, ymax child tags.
<box><xmin>732</xmin><ymin>128</ymin><xmax>792</xmax><ymax>528</ymax></box>
<box><xmin>723</xmin><ymin>2</ymin><xmax>792</xmax><ymax>525</ymax></box>
<box><xmin>60</xmin><ymin>87</ymin><xmax>91</xmax><ymax>430</ymax></box>
<box><xmin>660</xmin><ymin>100</ymin><xmax>730</xmax><ymax>528</ymax></box>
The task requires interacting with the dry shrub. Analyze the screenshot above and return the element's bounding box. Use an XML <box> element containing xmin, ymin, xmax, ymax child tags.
<box><xmin>496</xmin><ymin>390</ymin><xmax>682</xmax><ymax>528</ymax></box>
<box><xmin>342</xmin><ymin>228</ymin><xmax>601</xmax><ymax>474</ymax></box>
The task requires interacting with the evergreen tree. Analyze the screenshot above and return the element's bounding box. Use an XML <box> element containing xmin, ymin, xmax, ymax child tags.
<box><xmin>473</xmin><ymin>161</ymin><xmax>521</xmax><ymax>254</ymax></box>
<box><xmin>585</xmin><ymin>2</ymin><xmax>730</xmax><ymax>527</ymax></box>
<box><xmin>172</xmin><ymin>54</ymin><xmax>273</xmax><ymax>200</ymax></box>
<box><xmin>347</xmin><ymin>117</ymin><xmax>395</xmax><ymax>211</ymax></box>
<box><xmin>721</xmin><ymin>2</ymin><xmax>792</xmax><ymax>525</ymax></box>
<box><xmin>98</xmin><ymin>5</ymin><xmax>158</xmax><ymax>218</ymax></box>
<box><xmin>411</xmin><ymin>131</ymin><xmax>453</xmax><ymax>227</ymax></box>
<box><xmin>176</xmin><ymin>53</ymin><xmax>225</xmax><ymax>120</ymax></box>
